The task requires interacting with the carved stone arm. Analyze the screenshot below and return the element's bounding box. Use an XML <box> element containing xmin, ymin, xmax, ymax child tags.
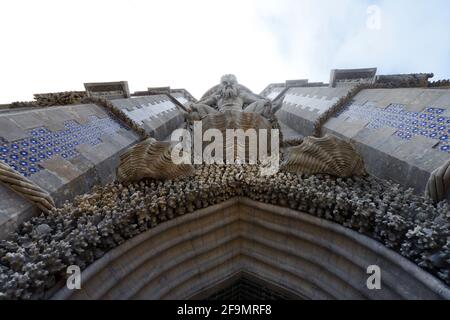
<box><xmin>196</xmin><ymin>94</ymin><xmax>218</xmax><ymax>108</ymax></box>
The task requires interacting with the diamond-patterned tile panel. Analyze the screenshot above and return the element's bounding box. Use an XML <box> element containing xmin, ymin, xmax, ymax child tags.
<box><xmin>0</xmin><ymin>115</ymin><xmax>128</xmax><ymax>177</ymax></box>
<box><xmin>335</xmin><ymin>103</ymin><xmax>450</xmax><ymax>154</ymax></box>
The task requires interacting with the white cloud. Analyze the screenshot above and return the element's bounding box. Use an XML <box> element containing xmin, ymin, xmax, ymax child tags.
<box><xmin>257</xmin><ymin>0</ymin><xmax>450</xmax><ymax>81</ymax></box>
<box><xmin>0</xmin><ymin>0</ymin><xmax>448</xmax><ymax>103</ymax></box>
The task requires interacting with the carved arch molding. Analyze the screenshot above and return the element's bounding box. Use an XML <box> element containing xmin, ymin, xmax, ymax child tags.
<box><xmin>53</xmin><ymin>198</ymin><xmax>450</xmax><ymax>300</ymax></box>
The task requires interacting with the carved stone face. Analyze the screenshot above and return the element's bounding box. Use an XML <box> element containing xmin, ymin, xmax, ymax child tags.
<box><xmin>220</xmin><ymin>74</ymin><xmax>238</xmax><ymax>87</ymax></box>
<box><xmin>219</xmin><ymin>74</ymin><xmax>239</xmax><ymax>99</ymax></box>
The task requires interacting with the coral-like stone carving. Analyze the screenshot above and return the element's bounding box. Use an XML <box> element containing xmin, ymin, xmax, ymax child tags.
<box><xmin>428</xmin><ymin>79</ymin><xmax>450</xmax><ymax>88</ymax></box>
<box><xmin>375</xmin><ymin>73</ymin><xmax>434</xmax><ymax>88</ymax></box>
<box><xmin>1</xmin><ymin>164</ymin><xmax>449</xmax><ymax>299</ymax></box>
<box><xmin>11</xmin><ymin>91</ymin><xmax>87</xmax><ymax>108</ymax></box>
<box><xmin>33</xmin><ymin>91</ymin><xmax>87</xmax><ymax>106</ymax></box>
<box><xmin>2</xmin><ymin>75</ymin><xmax>450</xmax><ymax>301</ymax></box>
<box><xmin>282</xmin><ymin>135</ymin><xmax>366</xmax><ymax>177</ymax></box>
<box><xmin>426</xmin><ymin>159</ymin><xmax>450</xmax><ymax>203</ymax></box>
<box><xmin>116</xmin><ymin>138</ymin><xmax>194</xmax><ymax>183</ymax></box>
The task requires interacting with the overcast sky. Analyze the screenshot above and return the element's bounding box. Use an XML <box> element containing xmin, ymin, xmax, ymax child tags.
<box><xmin>0</xmin><ymin>0</ymin><xmax>449</xmax><ymax>103</ymax></box>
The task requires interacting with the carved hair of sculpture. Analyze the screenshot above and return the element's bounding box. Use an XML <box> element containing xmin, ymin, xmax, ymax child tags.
<box><xmin>187</xmin><ymin>74</ymin><xmax>276</xmax><ymax>121</ymax></box>
<box><xmin>219</xmin><ymin>74</ymin><xmax>239</xmax><ymax>99</ymax></box>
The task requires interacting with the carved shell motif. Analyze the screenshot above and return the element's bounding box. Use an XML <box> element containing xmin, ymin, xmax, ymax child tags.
<box><xmin>282</xmin><ymin>135</ymin><xmax>366</xmax><ymax>177</ymax></box>
<box><xmin>116</xmin><ymin>138</ymin><xmax>194</xmax><ymax>183</ymax></box>
<box><xmin>202</xmin><ymin>110</ymin><xmax>273</xmax><ymax>131</ymax></box>
<box><xmin>425</xmin><ymin>159</ymin><xmax>450</xmax><ymax>203</ymax></box>
<box><xmin>201</xmin><ymin>110</ymin><xmax>276</xmax><ymax>162</ymax></box>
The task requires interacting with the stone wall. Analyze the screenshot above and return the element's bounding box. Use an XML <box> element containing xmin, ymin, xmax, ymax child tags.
<box><xmin>276</xmin><ymin>86</ymin><xmax>355</xmax><ymax>136</ymax></box>
<box><xmin>0</xmin><ymin>103</ymin><xmax>139</xmax><ymax>239</ymax></box>
<box><xmin>276</xmin><ymin>86</ymin><xmax>450</xmax><ymax>197</ymax></box>
<box><xmin>324</xmin><ymin>88</ymin><xmax>450</xmax><ymax>196</ymax></box>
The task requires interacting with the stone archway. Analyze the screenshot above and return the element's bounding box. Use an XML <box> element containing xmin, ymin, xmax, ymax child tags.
<box><xmin>52</xmin><ymin>198</ymin><xmax>450</xmax><ymax>300</ymax></box>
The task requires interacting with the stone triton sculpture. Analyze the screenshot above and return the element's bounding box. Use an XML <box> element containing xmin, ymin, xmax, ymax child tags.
<box><xmin>0</xmin><ymin>71</ymin><xmax>449</xmax><ymax>300</ymax></box>
<box><xmin>187</xmin><ymin>74</ymin><xmax>278</xmax><ymax>121</ymax></box>
<box><xmin>116</xmin><ymin>74</ymin><xmax>364</xmax><ymax>180</ymax></box>
<box><xmin>426</xmin><ymin>159</ymin><xmax>450</xmax><ymax>203</ymax></box>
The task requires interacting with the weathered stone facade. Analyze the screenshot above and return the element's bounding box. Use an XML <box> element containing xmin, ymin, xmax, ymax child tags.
<box><xmin>0</xmin><ymin>73</ymin><xmax>449</xmax><ymax>300</ymax></box>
